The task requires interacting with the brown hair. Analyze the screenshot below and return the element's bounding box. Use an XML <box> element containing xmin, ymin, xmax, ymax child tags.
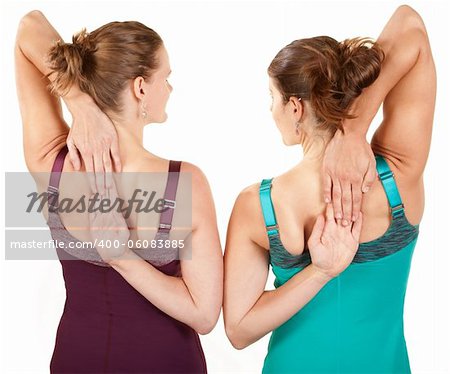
<box><xmin>268</xmin><ymin>36</ymin><xmax>384</xmax><ymax>132</ymax></box>
<box><xmin>46</xmin><ymin>21</ymin><xmax>163</xmax><ymax>113</ymax></box>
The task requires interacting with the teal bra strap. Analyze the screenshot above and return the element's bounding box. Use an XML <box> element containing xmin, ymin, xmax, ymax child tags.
<box><xmin>375</xmin><ymin>154</ymin><xmax>405</xmax><ymax>218</ymax></box>
<box><xmin>259</xmin><ymin>179</ymin><xmax>279</xmax><ymax>237</ymax></box>
<box><xmin>259</xmin><ymin>155</ymin><xmax>404</xmax><ymax>240</ymax></box>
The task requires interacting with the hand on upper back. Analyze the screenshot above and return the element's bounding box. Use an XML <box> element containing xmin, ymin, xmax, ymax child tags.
<box><xmin>322</xmin><ymin>129</ymin><xmax>376</xmax><ymax>226</ymax></box>
<box><xmin>65</xmin><ymin>96</ymin><xmax>122</xmax><ymax>194</ymax></box>
<box><xmin>89</xmin><ymin>180</ymin><xmax>130</xmax><ymax>264</ymax></box>
<box><xmin>307</xmin><ymin>203</ymin><xmax>363</xmax><ymax>280</ymax></box>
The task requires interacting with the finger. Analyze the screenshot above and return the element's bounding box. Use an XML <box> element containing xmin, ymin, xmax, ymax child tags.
<box><xmin>88</xmin><ymin>202</ymin><xmax>101</xmax><ymax>231</ymax></box>
<box><xmin>66</xmin><ymin>139</ymin><xmax>81</xmax><ymax>171</ymax></box>
<box><xmin>107</xmin><ymin>180</ymin><xmax>122</xmax><ymax>213</ymax></box>
<box><xmin>351</xmin><ymin>182</ymin><xmax>362</xmax><ymax>222</ymax></box>
<box><xmin>83</xmin><ymin>154</ymin><xmax>97</xmax><ymax>194</ymax></box>
<box><xmin>107</xmin><ymin>179</ymin><xmax>119</xmax><ymax>213</ymax></box>
<box><xmin>110</xmin><ymin>189</ymin><xmax>127</xmax><ymax>226</ymax></box>
<box><xmin>107</xmin><ymin>175</ymin><xmax>119</xmax><ymax>195</ymax></box>
<box><xmin>103</xmin><ymin>149</ymin><xmax>113</xmax><ymax>190</ymax></box>
<box><xmin>308</xmin><ymin>214</ymin><xmax>325</xmax><ymax>248</ymax></box>
<box><xmin>322</xmin><ymin>171</ymin><xmax>332</xmax><ymax>203</ymax></box>
<box><xmin>93</xmin><ymin>151</ymin><xmax>105</xmax><ymax>195</ymax></box>
<box><xmin>110</xmin><ymin>137</ymin><xmax>122</xmax><ymax>172</ymax></box>
<box><xmin>325</xmin><ymin>202</ymin><xmax>335</xmax><ymax>222</ymax></box>
<box><xmin>341</xmin><ymin>182</ymin><xmax>352</xmax><ymax>226</ymax></box>
<box><xmin>351</xmin><ymin>212</ymin><xmax>364</xmax><ymax>241</ymax></box>
<box><xmin>331</xmin><ymin>181</ymin><xmax>342</xmax><ymax>220</ymax></box>
<box><xmin>362</xmin><ymin>159</ymin><xmax>377</xmax><ymax>193</ymax></box>
<box><xmin>113</xmin><ymin>210</ymin><xmax>127</xmax><ymax>231</ymax></box>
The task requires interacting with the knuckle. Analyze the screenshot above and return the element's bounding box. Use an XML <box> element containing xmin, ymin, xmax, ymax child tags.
<box><xmin>92</xmin><ymin>144</ymin><xmax>102</xmax><ymax>154</ymax></box>
<box><xmin>343</xmin><ymin>176</ymin><xmax>352</xmax><ymax>183</ymax></box>
<box><xmin>78</xmin><ymin>141</ymin><xmax>88</xmax><ymax>149</ymax></box>
<box><xmin>100</xmin><ymin>138</ymin><xmax>110</xmax><ymax>149</ymax></box>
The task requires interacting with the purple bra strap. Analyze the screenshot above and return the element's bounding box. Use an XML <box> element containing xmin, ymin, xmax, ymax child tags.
<box><xmin>158</xmin><ymin>160</ymin><xmax>182</xmax><ymax>234</ymax></box>
<box><xmin>47</xmin><ymin>145</ymin><xmax>69</xmax><ymax>209</ymax></box>
<box><xmin>47</xmin><ymin>146</ymin><xmax>181</xmax><ymax>232</ymax></box>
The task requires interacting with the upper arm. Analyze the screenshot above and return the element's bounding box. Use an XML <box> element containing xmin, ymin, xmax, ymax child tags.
<box><xmin>15</xmin><ymin>11</ymin><xmax>69</xmax><ymax>171</ymax></box>
<box><xmin>223</xmin><ymin>187</ymin><xmax>270</xmax><ymax>330</ymax></box>
<box><xmin>179</xmin><ymin>162</ymin><xmax>223</xmax><ymax>322</ymax></box>
<box><xmin>371</xmin><ymin>6</ymin><xmax>436</xmax><ymax>178</ymax></box>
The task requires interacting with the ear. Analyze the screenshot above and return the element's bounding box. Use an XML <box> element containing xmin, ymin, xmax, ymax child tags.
<box><xmin>133</xmin><ymin>76</ymin><xmax>146</xmax><ymax>100</ymax></box>
<box><xmin>288</xmin><ymin>96</ymin><xmax>303</xmax><ymax>122</ymax></box>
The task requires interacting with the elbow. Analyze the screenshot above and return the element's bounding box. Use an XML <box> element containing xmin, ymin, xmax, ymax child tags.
<box><xmin>17</xmin><ymin>10</ymin><xmax>45</xmax><ymax>37</ymax></box>
<box><xmin>21</xmin><ymin>10</ymin><xmax>45</xmax><ymax>22</ymax></box>
<box><xmin>195</xmin><ymin>320</ymin><xmax>215</xmax><ymax>336</ymax></box>
<box><xmin>194</xmin><ymin>311</ymin><xmax>220</xmax><ymax>336</ymax></box>
<box><xmin>224</xmin><ymin>324</ymin><xmax>251</xmax><ymax>350</ymax></box>
<box><xmin>19</xmin><ymin>10</ymin><xmax>44</xmax><ymax>28</ymax></box>
<box><xmin>394</xmin><ymin>5</ymin><xmax>431</xmax><ymax>57</ymax></box>
<box><xmin>395</xmin><ymin>5</ymin><xmax>427</xmax><ymax>33</ymax></box>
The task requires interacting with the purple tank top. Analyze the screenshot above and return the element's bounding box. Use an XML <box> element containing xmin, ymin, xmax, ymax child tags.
<box><xmin>47</xmin><ymin>145</ymin><xmax>207</xmax><ymax>373</ymax></box>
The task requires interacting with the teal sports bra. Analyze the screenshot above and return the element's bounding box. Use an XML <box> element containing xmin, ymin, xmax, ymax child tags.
<box><xmin>259</xmin><ymin>155</ymin><xmax>420</xmax><ymax>373</ymax></box>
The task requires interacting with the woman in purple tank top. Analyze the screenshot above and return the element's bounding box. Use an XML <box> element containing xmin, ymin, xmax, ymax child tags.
<box><xmin>15</xmin><ymin>10</ymin><xmax>223</xmax><ymax>373</ymax></box>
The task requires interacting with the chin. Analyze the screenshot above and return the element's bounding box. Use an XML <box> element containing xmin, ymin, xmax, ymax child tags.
<box><xmin>156</xmin><ymin>112</ymin><xmax>168</xmax><ymax>123</ymax></box>
<box><xmin>281</xmin><ymin>136</ymin><xmax>295</xmax><ymax>146</ymax></box>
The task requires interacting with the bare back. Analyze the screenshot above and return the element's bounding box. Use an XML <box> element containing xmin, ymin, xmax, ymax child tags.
<box><xmin>248</xmin><ymin>159</ymin><xmax>422</xmax><ymax>256</ymax></box>
<box><xmin>31</xmin><ymin>144</ymin><xmax>193</xmax><ymax>245</ymax></box>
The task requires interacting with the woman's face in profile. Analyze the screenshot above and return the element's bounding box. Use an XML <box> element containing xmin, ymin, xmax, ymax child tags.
<box><xmin>143</xmin><ymin>45</ymin><xmax>173</xmax><ymax>123</ymax></box>
<box><xmin>269</xmin><ymin>77</ymin><xmax>297</xmax><ymax>146</ymax></box>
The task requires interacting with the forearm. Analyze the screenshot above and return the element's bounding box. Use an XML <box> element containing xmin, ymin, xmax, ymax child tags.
<box><xmin>17</xmin><ymin>10</ymin><xmax>93</xmax><ymax>106</ymax></box>
<box><xmin>229</xmin><ymin>264</ymin><xmax>331</xmax><ymax>349</ymax></box>
<box><xmin>110</xmin><ymin>250</ymin><xmax>214</xmax><ymax>334</ymax></box>
<box><xmin>343</xmin><ymin>5</ymin><xmax>428</xmax><ymax>135</ymax></box>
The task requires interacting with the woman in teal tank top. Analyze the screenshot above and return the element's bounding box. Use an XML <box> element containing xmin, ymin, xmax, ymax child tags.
<box><xmin>261</xmin><ymin>156</ymin><xmax>419</xmax><ymax>373</ymax></box>
<box><xmin>224</xmin><ymin>5</ymin><xmax>435</xmax><ymax>374</ymax></box>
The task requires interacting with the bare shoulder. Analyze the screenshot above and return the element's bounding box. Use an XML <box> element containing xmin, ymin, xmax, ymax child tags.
<box><xmin>177</xmin><ymin>161</ymin><xmax>219</xmax><ymax>230</ymax></box>
<box><xmin>136</xmin><ymin>158</ymin><xmax>212</xmax><ymax>194</ymax></box>
<box><xmin>230</xmin><ymin>182</ymin><xmax>270</xmax><ymax>250</ymax></box>
<box><xmin>179</xmin><ymin>161</ymin><xmax>210</xmax><ymax>188</ymax></box>
<box><xmin>234</xmin><ymin>182</ymin><xmax>261</xmax><ymax>219</ymax></box>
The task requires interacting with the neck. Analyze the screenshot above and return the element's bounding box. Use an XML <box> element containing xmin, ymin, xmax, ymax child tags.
<box><xmin>298</xmin><ymin>127</ymin><xmax>332</xmax><ymax>167</ymax></box>
<box><xmin>111</xmin><ymin>116</ymin><xmax>146</xmax><ymax>166</ymax></box>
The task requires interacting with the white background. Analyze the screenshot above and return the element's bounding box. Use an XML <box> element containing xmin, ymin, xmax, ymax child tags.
<box><xmin>1</xmin><ymin>0</ymin><xmax>449</xmax><ymax>373</ymax></box>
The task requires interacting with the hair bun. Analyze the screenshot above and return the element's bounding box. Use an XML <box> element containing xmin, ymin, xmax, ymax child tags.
<box><xmin>268</xmin><ymin>35</ymin><xmax>384</xmax><ymax>132</ymax></box>
<box><xmin>338</xmin><ymin>37</ymin><xmax>384</xmax><ymax>108</ymax></box>
<box><xmin>47</xmin><ymin>28</ymin><xmax>96</xmax><ymax>96</ymax></box>
<box><xmin>72</xmin><ymin>28</ymin><xmax>96</xmax><ymax>57</ymax></box>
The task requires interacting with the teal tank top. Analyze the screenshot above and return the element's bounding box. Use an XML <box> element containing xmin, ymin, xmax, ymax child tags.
<box><xmin>259</xmin><ymin>155</ymin><xmax>419</xmax><ymax>374</ymax></box>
